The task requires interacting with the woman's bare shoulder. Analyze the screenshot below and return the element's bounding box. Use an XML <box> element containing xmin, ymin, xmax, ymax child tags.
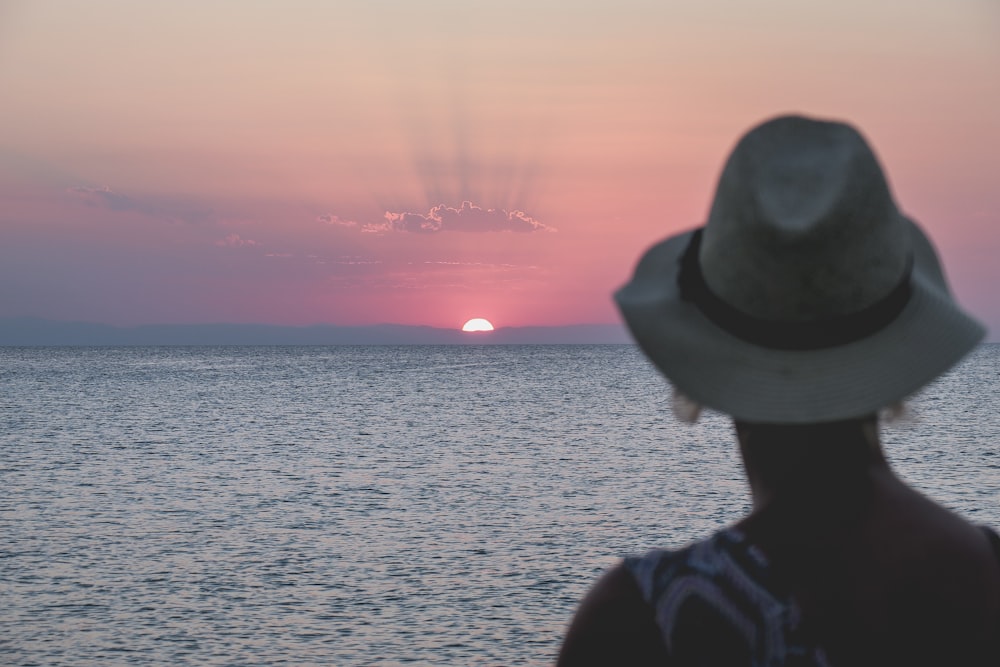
<box><xmin>555</xmin><ymin>562</ymin><xmax>668</xmax><ymax>667</ymax></box>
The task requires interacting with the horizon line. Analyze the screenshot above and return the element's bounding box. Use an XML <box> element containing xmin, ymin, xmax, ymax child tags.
<box><xmin>0</xmin><ymin>318</ymin><xmax>634</xmax><ymax>346</ymax></box>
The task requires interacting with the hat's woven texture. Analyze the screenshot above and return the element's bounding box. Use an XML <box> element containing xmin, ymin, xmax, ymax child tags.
<box><xmin>615</xmin><ymin>116</ymin><xmax>984</xmax><ymax>423</ymax></box>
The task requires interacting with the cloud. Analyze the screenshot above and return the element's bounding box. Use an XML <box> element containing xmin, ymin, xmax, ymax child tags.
<box><xmin>420</xmin><ymin>260</ymin><xmax>529</xmax><ymax>269</ymax></box>
<box><xmin>382</xmin><ymin>201</ymin><xmax>552</xmax><ymax>234</ymax></box>
<box><xmin>333</xmin><ymin>255</ymin><xmax>382</xmax><ymax>265</ymax></box>
<box><xmin>66</xmin><ymin>185</ymin><xmax>136</xmax><ymax>211</ymax></box>
<box><xmin>215</xmin><ymin>233</ymin><xmax>261</xmax><ymax>248</ymax></box>
<box><xmin>66</xmin><ymin>185</ymin><xmax>215</xmax><ymax>225</ymax></box>
<box><xmin>360</xmin><ymin>221</ymin><xmax>393</xmax><ymax>234</ymax></box>
<box><xmin>317</xmin><ymin>213</ymin><xmax>359</xmax><ymax>227</ymax></box>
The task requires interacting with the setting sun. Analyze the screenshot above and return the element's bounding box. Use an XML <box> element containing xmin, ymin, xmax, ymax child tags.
<box><xmin>461</xmin><ymin>318</ymin><xmax>495</xmax><ymax>332</ymax></box>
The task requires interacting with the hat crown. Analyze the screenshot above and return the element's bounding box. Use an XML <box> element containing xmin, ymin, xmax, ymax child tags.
<box><xmin>613</xmin><ymin>114</ymin><xmax>985</xmax><ymax>422</ymax></box>
<box><xmin>701</xmin><ymin>116</ymin><xmax>910</xmax><ymax>322</ymax></box>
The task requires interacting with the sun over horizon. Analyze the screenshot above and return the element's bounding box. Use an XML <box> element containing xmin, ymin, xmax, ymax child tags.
<box><xmin>461</xmin><ymin>318</ymin><xmax>495</xmax><ymax>332</ymax></box>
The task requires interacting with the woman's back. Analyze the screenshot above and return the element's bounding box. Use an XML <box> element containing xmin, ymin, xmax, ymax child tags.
<box><xmin>731</xmin><ymin>419</ymin><xmax>1000</xmax><ymax>663</ymax></box>
<box><xmin>738</xmin><ymin>469</ymin><xmax>1000</xmax><ymax>665</ymax></box>
<box><xmin>559</xmin><ymin>423</ymin><xmax>1000</xmax><ymax>666</ymax></box>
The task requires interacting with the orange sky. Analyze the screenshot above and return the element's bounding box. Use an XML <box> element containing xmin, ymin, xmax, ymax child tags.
<box><xmin>1</xmin><ymin>1</ymin><xmax>998</xmax><ymax>335</ymax></box>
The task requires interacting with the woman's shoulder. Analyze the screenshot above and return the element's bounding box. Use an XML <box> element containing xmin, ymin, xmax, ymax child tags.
<box><xmin>626</xmin><ymin>529</ymin><xmax>831</xmax><ymax>666</ymax></box>
<box><xmin>558</xmin><ymin>524</ymin><xmax>1000</xmax><ymax>666</ymax></box>
<box><xmin>555</xmin><ymin>560</ymin><xmax>668</xmax><ymax>667</ymax></box>
<box><xmin>557</xmin><ymin>529</ymin><xmax>784</xmax><ymax>667</ymax></box>
<box><xmin>623</xmin><ymin>528</ymin><xmax>772</xmax><ymax>605</ymax></box>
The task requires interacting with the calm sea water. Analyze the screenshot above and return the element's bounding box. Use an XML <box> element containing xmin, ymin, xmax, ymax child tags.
<box><xmin>2</xmin><ymin>345</ymin><xmax>998</xmax><ymax>666</ymax></box>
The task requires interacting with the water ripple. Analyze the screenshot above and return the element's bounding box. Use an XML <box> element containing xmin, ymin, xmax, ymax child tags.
<box><xmin>1</xmin><ymin>345</ymin><xmax>997</xmax><ymax>665</ymax></box>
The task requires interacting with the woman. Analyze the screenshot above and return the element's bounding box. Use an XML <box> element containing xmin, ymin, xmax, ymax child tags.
<box><xmin>557</xmin><ymin>116</ymin><xmax>1000</xmax><ymax>666</ymax></box>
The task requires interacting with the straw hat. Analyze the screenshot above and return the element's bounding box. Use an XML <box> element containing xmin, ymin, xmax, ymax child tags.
<box><xmin>614</xmin><ymin>115</ymin><xmax>984</xmax><ymax>423</ymax></box>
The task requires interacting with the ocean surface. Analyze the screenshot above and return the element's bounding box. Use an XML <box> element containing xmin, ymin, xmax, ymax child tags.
<box><xmin>2</xmin><ymin>344</ymin><xmax>998</xmax><ymax>666</ymax></box>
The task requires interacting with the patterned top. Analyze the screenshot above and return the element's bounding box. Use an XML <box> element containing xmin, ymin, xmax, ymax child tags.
<box><xmin>624</xmin><ymin>527</ymin><xmax>1000</xmax><ymax>666</ymax></box>
<box><xmin>623</xmin><ymin>529</ymin><xmax>831</xmax><ymax>667</ymax></box>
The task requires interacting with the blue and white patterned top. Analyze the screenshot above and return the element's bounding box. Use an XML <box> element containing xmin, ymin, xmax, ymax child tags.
<box><xmin>624</xmin><ymin>529</ymin><xmax>832</xmax><ymax>667</ymax></box>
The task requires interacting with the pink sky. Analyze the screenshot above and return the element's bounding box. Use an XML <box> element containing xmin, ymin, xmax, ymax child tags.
<box><xmin>1</xmin><ymin>1</ymin><xmax>998</xmax><ymax>336</ymax></box>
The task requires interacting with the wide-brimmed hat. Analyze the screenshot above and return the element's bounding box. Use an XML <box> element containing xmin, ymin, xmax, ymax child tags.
<box><xmin>615</xmin><ymin>115</ymin><xmax>984</xmax><ymax>423</ymax></box>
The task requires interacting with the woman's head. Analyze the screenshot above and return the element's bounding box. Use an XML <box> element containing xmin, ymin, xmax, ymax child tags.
<box><xmin>616</xmin><ymin>115</ymin><xmax>984</xmax><ymax>424</ymax></box>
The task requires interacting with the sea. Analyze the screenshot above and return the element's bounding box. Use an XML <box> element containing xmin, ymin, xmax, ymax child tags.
<box><xmin>2</xmin><ymin>344</ymin><xmax>998</xmax><ymax>666</ymax></box>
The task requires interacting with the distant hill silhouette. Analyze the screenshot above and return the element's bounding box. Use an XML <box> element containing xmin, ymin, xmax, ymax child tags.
<box><xmin>0</xmin><ymin>318</ymin><xmax>632</xmax><ymax>346</ymax></box>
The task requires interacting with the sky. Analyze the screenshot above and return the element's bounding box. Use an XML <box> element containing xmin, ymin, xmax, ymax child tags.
<box><xmin>1</xmin><ymin>0</ymin><xmax>998</xmax><ymax>335</ymax></box>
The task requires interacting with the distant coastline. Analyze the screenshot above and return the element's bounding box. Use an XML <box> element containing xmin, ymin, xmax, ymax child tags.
<box><xmin>0</xmin><ymin>318</ymin><xmax>632</xmax><ymax>346</ymax></box>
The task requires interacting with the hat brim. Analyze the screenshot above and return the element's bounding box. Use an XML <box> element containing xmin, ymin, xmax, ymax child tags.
<box><xmin>614</xmin><ymin>218</ymin><xmax>985</xmax><ymax>423</ymax></box>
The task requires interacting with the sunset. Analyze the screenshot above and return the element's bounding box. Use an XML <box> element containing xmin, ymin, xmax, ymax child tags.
<box><xmin>1</xmin><ymin>1</ymin><xmax>998</xmax><ymax>336</ymax></box>
<box><xmin>461</xmin><ymin>318</ymin><xmax>495</xmax><ymax>332</ymax></box>
<box><xmin>3</xmin><ymin>2</ymin><xmax>1000</xmax><ymax>666</ymax></box>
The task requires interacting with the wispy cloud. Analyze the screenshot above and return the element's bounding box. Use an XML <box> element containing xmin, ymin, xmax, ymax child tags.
<box><xmin>318</xmin><ymin>201</ymin><xmax>550</xmax><ymax>235</ymax></box>
<box><xmin>214</xmin><ymin>233</ymin><xmax>261</xmax><ymax>248</ymax></box>
<box><xmin>420</xmin><ymin>260</ymin><xmax>531</xmax><ymax>269</ymax></box>
<box><xmin>382</xmin><ymin>201</ymin><xmax>552</xmax><ymax>234</ymax></box>
<box><xmin>317</xmin><ymin>213</ymin><xmax>359</xmax><ymax>227</ymax></box>
<box><xmin>66</xmin><ymin>185</ymin><xmax>136</xmax><ymax>211</ymax></box>
<box><xmin>66</xmin><ymin>185</ymin><xmax>214</xmax><ymax>225</ymax></box>
<box><xmin>333</xmin><ymin>255</ymin><xmax>382</xmax><ymax>265</ymax></box>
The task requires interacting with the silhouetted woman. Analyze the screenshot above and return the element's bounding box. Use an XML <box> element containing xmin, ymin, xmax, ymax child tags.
<box><xmin>557</xmin><ymin>116</ymin><xmax>1000</xmax><ymax>666</ymax></box>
